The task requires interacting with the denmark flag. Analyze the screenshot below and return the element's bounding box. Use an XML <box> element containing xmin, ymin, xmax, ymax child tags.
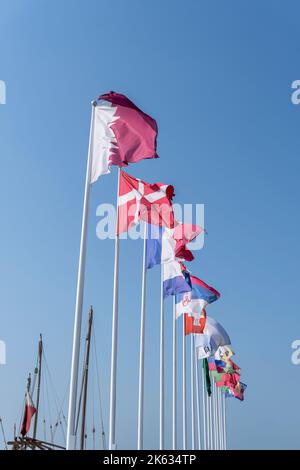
<box><xmin>117</xmin><ymin>171</ymin><xmax>174</xmax><ymax>234</ymax></box>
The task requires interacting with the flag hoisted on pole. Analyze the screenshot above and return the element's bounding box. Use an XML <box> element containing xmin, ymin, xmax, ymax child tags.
<box><xmin>109</xmin><ymin>167</ymin><xmax>121</xmax><ymax>451</ymax></box>
<box><xmin>172</xmin><ymin>297</ymin><xmax>177</xmax><ymax>450</ymax></box>
<box><xmin>137</xmin><ymin>222</ymin><xmax>147</xmax><ymax>450</ymax></box>
<box><xmin>182</xmin><ymin>315</ymin><xmax>187</xmax><ymax>450</ymax></box>
<box><xmin>159</xmin><ymin>264</ymin><xmax>165</xmax><ymax>450</ymax></box>
<box><xmin>194</xmin><ymin>339</ymin><xmax>201</xmax><ymax>450</ymax></box>
<box><xmin>190</xmin><ymin>334</ymin><xmax>195</xmax><ymax>450</ymax></box>
<box><xmin>66</xmin><ymin>101</ymin><xmax>96</xmax><ymax>450</ymax></box>
<box><xmin>67</xmin><ymin>92</ymin><xmax>159</xmax><ymax>450</ymax></box>
<box><xmin>201</xmin><ymin>362</ymin><xmax>207</xmax><ymax>450</ymax></box>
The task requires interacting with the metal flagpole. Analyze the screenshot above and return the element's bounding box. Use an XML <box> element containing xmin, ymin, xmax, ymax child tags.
<box><xmin>190</xmin><ymin>334</ymin><xmax>195</xmax><ymax>450</ymax></box>
<box><xmin>159</xmin><ymin>264</ymin><xmax>165</xmax><ymax>450</ymax></box>
<box><xmin>172</xmin><ymin>297</ymin><xmax>177</xmax><ymax>450</ymax></box>
<box><xmin>212</xmin><ymin>382</ymin><xmax>218</xmax><ymax>450</ymax></box>
<box><xmin>137</xmin><ymin>222</ymin><xmax>147</xmax><ymax>450</ymax></box>
<box><xmin>209</xmin><ymin>391</ymin><xmax>213</xmax><ymax>449</ymax></box>
<box><xmin>66</xmin><ymin>101</ymin><xmax>96</xmax><ymax>450</ymax></box>
<box><xmin>218</xmin><ymin>388</ymin><xmax>223</xmax><ymax>450</ymax></box>
<box><xmin>108</xmin><ymin>167</ymin><xmax>121</xmax><ymax>450</ymax></box>
<box><xmin>194</xmin><ymin>343</ymin><xmax>201</xmax><ymax>450</ymax></box>
<box><xmin>206</xmin><ymin>387</ymin><xmax>210</xmax><ymax>449</ymax></box>
<box><xmin>223</xmin><ymin>393</ymin><xmax>227</xmax><ymax>450</ymax></box>
<box><xmin>201</xmin><ymin>362</ymin><xmax>207</xmax><ymax>450</ymax></box>
<box><xmin>182</xmin><ymin>315</ymin><xmax>187</xmax><ymax>450</ymax></box>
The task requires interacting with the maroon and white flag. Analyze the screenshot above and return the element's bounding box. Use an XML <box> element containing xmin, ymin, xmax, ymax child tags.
<box><xmin>21</xmin><ymin>391</ymin><xmax>36</xmax><ymax>436</ymax></box>
<box><xmin>117</xmin><ymin>171</ymin><xmax>174</xmax><ymax>234</ymax></box>
<box><xmin>90</xmin><ymin>91</ymin><xmax>158</xmax><ymax>183</ymax></box>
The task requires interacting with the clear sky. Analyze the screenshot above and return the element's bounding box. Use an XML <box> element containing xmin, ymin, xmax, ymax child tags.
<box><xmin>1</xmin><ymin>0</ymin><xmax>300</xmax><ymax>450</ymax></box>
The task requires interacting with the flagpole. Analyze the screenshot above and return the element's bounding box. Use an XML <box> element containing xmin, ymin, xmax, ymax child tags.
<box><xmin>212</xmin><ymin>381</ymin><xmax>218</xmax><ymax>450</ymax></box>
<box><xmin>223</xmin><ymin>393</ymin><xmax>227</xmax><ymax>450</ymax></box>
<box><xmin>172</xmin><ymin>297</ymin><xmax>177</xmax><ymax>450</ymax></box>
<box><xmin>190</xmin><ymin>334</ymin><xmax>195</xmax><ymax>450</ymax></box>
<box><xmin>194</xmin><ymin>343</ymin><xmax>201</xmax><ymax>450</ymax></box>
<box><xmin>218</xmin><ymin>387</ymin><xmax>223</xmax><ymax>450</ymax></box>
<box><xmin>182</xmin><ymin>315</ymin><xmax>187</xmax><ymax>450</ymax></box>
<box><xmin>209</xmin><ymin>391</ymin><xmax>213</xmax><ymax>449</ymax></box>
<box><xmin>66</xmin><ymin>100</ymin><xmax>96</xmax><ymax>450</ymax></box>
<box><xmin>137</xmin><ymin>222</ymin><xmax>147</xmax><ymax>450</ymax></box>
<box><xmin>206</xmin><ymin>388</ymin><xmax>210</xmax><ymax>449</ymax></box>
<box><xmin>201</xmin><ymin>362</ymin><xmax>207</xmax><ymax>450</ymax></box>
<box><xmin>109</xmin><ymin>167</ymin><xmax>121</xmax><ymax>450</ymax></box>
<box><xmin>159</xmin><ymin>264</ymin><xmax>164</xmax><ymax>450</ymax></box>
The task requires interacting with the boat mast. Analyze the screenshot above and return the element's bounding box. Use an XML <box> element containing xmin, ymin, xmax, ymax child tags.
<box><xmin>80</xmin><ymin>306</ymin><xmax>93</xmax><ymax>450</ymax></box>
<box><xmin>33</xmin><ymin>334</ymin><xmax>43</xmax><ymax>440</ymax></box>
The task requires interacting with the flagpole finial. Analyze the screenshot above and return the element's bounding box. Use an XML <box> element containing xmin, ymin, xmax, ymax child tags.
<box><xmin>91</xmin><ymin>100</ymin><xmax>97</xmax><ymax>107</ymax></box>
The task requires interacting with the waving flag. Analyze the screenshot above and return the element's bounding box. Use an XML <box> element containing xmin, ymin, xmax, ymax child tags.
<box><xmin>195</xmin><ymin>316</ymin><xmax>231</xmax><ymax>359</ymax></box>
<box><xmin>215</xmin><ymin>345</ymin><xmax>235</xmax><ymax>362</ymax></box>
<box><xmin>21</xmin><ymin>391</ymin><xmax>36</xmax><ymax>436</ymax></box>
<box><xmin>118</xmin><ymin>172</ymin><xmax>174</xmax><ymax>234</ymax></box>
<box><xmin>146</xmin><ymin>223</ymin><xmax>203</xmax><ymax>269</ymax></box>
<box><xmin>184</xmin><ymin>312</ymin><xmax>206</xmax><ymax>335</ymax></box>
<box><xmin>146</xmin><ymin>224</ymin><xmax>193</xmax><ymax>297</ymax></box>
<box><xmin>175</xmin><ymin>275</ymin><xmax>220</xmax><ymax>320</ymax></box>
<box><xmin>162</xmin><ymin>262</ymin><xmax>192</xmax><ymax>298</ymax></box>
<box><xmin>90</xmin><ymin>92</ymin><xmax>158</xmax><ymax>183</ymax></box>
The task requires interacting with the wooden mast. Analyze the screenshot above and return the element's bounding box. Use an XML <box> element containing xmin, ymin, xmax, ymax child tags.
<box><xmin>33</xmin><ymin>334</ymin><xmax>43</xmax><ymax>440</ymax></box>
<box><xmin>80</xmin><ymin>306</ymin><xmax>93</xmax><ymax>450</ymax></box>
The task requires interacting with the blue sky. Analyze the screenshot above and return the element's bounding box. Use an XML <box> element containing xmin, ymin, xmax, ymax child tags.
<box><xmin>1</xmin><ymin>0</ymin><xmax>300</xmax><ymax>450</ymax></box>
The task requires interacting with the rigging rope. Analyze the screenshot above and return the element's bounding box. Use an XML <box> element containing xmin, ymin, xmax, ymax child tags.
<box><xmin>0</xmin><ymin>418</ymin><xmax>8</xmax><ymax>450</ymax></box>
<box><xmin>92</xmin><ymin>323</ymin><xmax>106</xmax><ymax>449</ymax></box>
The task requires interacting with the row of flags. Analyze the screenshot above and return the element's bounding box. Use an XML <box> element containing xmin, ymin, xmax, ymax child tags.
<box><xmin>63</xmin><ymin>90</ymin><xmax>247</xmax><ymax>449</ymax></box>
<box><xmin>88</xmin><ymin>91</ymin><xmax>247</xmax><ymax>402</ymax></box>
<box><xmin>22</xmin><ymin>91</ymin><xmax>246</xmax><ymax>445</ymax></box>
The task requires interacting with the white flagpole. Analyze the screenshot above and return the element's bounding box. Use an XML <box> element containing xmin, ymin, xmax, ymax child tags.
<box><xmin>137</xmin><ymin>222</ymin><xmax>147</xmax><ymax>450</ymax></box>
<box><xmin>66</xmin><ymin>100</ymin><xmax>96</xmax><ymax>450</ymax></box>
<box><xmin>209</xmin><ymin>390</ymin><xmax>213</xmax><ymax>449</ymax></box>
<box><xmin>223</xmin><ymin>393</ymin><xmax>227</xmax><ymax>450</ymax></box>
<box><xmin>190</xmin><ymin>334</ymin><xmax>195</xmax><ymax>450</ymax></box>
<box><xmin>159</xmin><ymin>264</ymin><xmax>164</xmax><ymax>450</ymax></box>
<box><xmin>201</xmin><ymin>362</ymin><xmax>207</xmax><ymax>450</ymax></box>
<box><xmin>213</xmin><ymin>382</ymin><xmax>218</xmax><ymax>450</ymax></box>
<box><xmin>218</xmin><ymin>388</ymin><xmax>223</xmax><ymax>450</ymax></box>
<box><xmin>206</xmin><ymin>384</ymin><xmax>210</xmax><ymax>449</ymax></box>
<box><xmin>194</xmin><ymin>344</ymin><xmax>201</xmax><ymax>450</ymax></box>
<box><xmin>182</xmin><ymin>315</ymin><xmax>187</xmax><ymax>450</ymax></box>
<box><xmin>108</xmin><ymin>167</ymin><xmax>121</xmax><ymax>450</ymax></box>
<box><xmin>172</xmin><ymin>297</ymin><xmax>177</xmax><ymax>450</ymax></box>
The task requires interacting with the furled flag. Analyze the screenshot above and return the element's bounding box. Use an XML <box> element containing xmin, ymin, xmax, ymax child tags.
<box><xmin>21</xmin><ymin>391</ymin><xmax>37</xmax><ymax>436</ymax></box>
<box><xmin>118</xmin><ymin>171</ymin><xmax>175</xmax><ymax>234</ymax></box>
<box><xmin>146</xmin><ymin>224</ymin><xmax>193</xmax><ymax>297</ymax></box>
<box><xmin>184</xmin><ymin>311</ymin><xmax>206</xmax><ymax>336</ymax></box>
<box><xmin>90</xmin><ymin>91</ymin><xmax>158</xmax><ymax>183</ymax></box>
<box><xmin>175</xmin><ymin>274</ymin><xmax>220</xmax><ymax>320</ymax></box>
<box><xmin>195</xmin><ymin>316</ymin><xmax>231</xmax><ymax>359</ymax></box>
<box><xmin>203</xmin><ymin>358</ymin><xmax>212</xmax><ymax>397</ymax></box>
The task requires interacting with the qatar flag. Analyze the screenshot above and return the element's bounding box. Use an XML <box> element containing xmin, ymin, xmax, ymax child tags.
<box><xmin>117</xmin><ymin>171</ymin><xmax>174</xmax><ymax>234</ymax></box>
<box><xmin>21</xmin><ymin>391</ymin><xmax>36</xmax><ymax>436</ymax></box>
<box><xmin>90</xmin><ymin>91</ymin><xmax>158</xmax><ymax>183</ymax></box>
